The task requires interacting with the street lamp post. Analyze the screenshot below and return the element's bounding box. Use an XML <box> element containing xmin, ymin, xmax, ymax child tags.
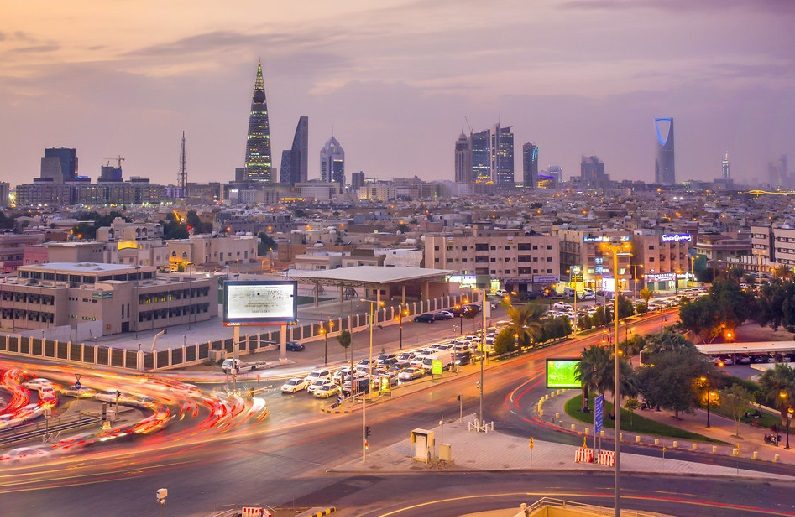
<box><xmin>787</xmin><ymin>407</ymin><xmax>793</xmax><ymax>450</ymax></box>
<box><xmin>699</xmin><ymin>376</ymin><xmax>711</xmax><ymax>428</ymax></box>
<box><xmin>599</xmin><ymin>239</ymin><xmax>632</xmax><ymax>517</ymax></box>
<box><xmin>360</xmin><ymin>298</ymin><xmax>383</xmax><ymax>462</ymax></box>
<box><xmin>320</xmin><ymin>325</ymin><xmax>328</xmax><ymax>366</ymax></box>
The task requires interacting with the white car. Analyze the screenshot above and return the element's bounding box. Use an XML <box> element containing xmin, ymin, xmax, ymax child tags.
<box><xmin>313</xmin><ymin>383</ymin><xmax>340</xmax><ymax>399</ymax></box>
<box><xmin>22</xmin><ymin>378</ymin><xmax>52</xmax><ymax>390</ymax></box>
<box><xmin>303</xmin><ymin>369</ymin><xmax>331</xmax><ymax>384</ymax></box>
<box><xmin>307</xmin><ymin>379</ymin><xmax>331</xmax><ymax>394</ymax></box>
<box><xmin>280</xmin><ymin>377</ymin><xmax>308</xmax><ymax>394</ymax></box>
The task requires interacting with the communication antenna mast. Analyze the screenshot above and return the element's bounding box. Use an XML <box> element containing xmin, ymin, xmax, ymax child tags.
<box><xmin>178</xmin><ymin>131</ymin><xmax>187</xmax><ymax>198</ymax></box>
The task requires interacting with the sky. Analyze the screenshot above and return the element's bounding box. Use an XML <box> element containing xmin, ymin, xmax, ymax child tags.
<box><xmin>1</xmin><ymin>0</ymin><xmax>794</xmax><ymax>187</ymax></box>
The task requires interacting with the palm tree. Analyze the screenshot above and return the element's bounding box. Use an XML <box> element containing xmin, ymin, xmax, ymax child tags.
<box><xmin>575</xmin><ymin>345</ymin><xmax>612</xmax><ymax>411</ymax></box>
<box><xmin>759</xmin><ymin>364</ymin><xmax>795</xmax><ymax>423</ymax></box>
<box><xmin>337</xmin><ymin>330</ymin><xmax>352</xmax><ymax>361</ymax></box>
<box><xmin>506</xmin><ymin>303</ymin><xmax>545</xmax><ymax>347</ymax></box>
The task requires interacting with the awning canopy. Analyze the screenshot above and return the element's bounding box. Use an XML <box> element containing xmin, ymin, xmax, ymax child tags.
<box><xmin>287</xmin><ymin>266</ymin><xmax>454</xmax><ymax>288</ymax></box>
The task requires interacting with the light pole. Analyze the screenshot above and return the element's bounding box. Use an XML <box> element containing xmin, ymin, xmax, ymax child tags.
<box><xmin>599</xmin><ymin>238</ymin><xmax>632</xmax><ymax>517</ymax></box>
<box><xmin>360</xmin><ymin>298</ymin><xmax>384</xmax><ymax>462</ymax></box>
<box><xmin>787</xmin><ymin>407</ymin><xmax>793</xmax><ymax>450</ymax></box>
<box><xmin>398</xmin><ymin>303</ymin><xmax>408</xmax><ymax>350</ymax></box>
<box><xmin>319</xmin><ymin>324</ymin><xmax>328</xmax><ymax>366</ymax></box>
<box><xmin>479</xmin><ymin>287</ymin><xmax>486</xmax><ymax>425</ymax></box>
<box><xmin>699</xmin><ymin>376</ymin><xmax>710</xmax><ymax>428</ymax></box>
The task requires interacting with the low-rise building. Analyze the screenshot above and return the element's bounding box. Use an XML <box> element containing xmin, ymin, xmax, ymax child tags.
<box><xmin>631</xmin><ymin>230</ymin><xmax>692</xmax><ymax>291</ymax></box>
<box><xmin>424</xmin><ymin>228</ymin><xmax>559</xmax><ymax>293</ymax></box>
<box><xmin>0</xmin><ymin>262</ymin><xmax>217</xmax><ymax>336</ymax></box>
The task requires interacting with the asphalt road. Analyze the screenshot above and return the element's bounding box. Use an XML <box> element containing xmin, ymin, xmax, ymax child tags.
<box><xmin>3</xmin><ymin>310</ymin><xmax>793</xmax><ymax>516</ymax></box>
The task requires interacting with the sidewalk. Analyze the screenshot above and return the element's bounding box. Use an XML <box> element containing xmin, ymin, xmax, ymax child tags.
<box><xmin>540</xmin><ymin>390</ymin><xmax>795</xmax><ymax>465</ymax></box>
<box><xmin>332</xmin><ymin>415</ymin><xmax>795</xmax><ymax>480</ymax></box>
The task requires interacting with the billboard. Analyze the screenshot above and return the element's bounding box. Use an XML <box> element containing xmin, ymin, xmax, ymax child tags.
<box><xmin>546</xmin><ymin>358</ymin><xmax>582</xmax><ymax>389</ymax></box>
<box><xmin>223</xmin><ymin>280</ymin><xmax>297</xmax><ymax>326</ymax></box>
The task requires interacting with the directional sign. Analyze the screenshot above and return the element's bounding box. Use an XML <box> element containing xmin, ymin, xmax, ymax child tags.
<box><xmin>431</xmin><ymin>360</ymin><xmax>443</xmax><ymax>376</ymax></box>
<box><xmin>594</xmin><ymin>395</ymin><xmax>604</xmax><ymax>434</ymax></box>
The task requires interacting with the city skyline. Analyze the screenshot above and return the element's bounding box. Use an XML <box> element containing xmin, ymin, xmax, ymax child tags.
<box><xmin>1</xmin><ymin>1</ymin><xmax>794</xmax><ymax>186</ymax></box>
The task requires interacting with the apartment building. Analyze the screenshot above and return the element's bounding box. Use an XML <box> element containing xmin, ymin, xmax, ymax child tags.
<box><xmin>0</xmin><ymin>262</ymin><xmax>217</xmax><ymax>336</ymax></box>
<box><xmin>631</xmin><ymin>230</ymin><xmax>692</xmax><ymax>291</ymax></box>
<box><xmin>0</xmin><ymin>234</ymin><xmax>45</xmax><ymax>273</ymax></box>
<box><xmin>555</xmin><ymin>229</ymin><xmax>632</xmax><ymax>293</ymax></box>
<box><xmin>166</xmin><ymin>234</ymin><xmax>258</xmax><ymax>270</ymax></box>
<box><xmin>424</xmin><ymin>229</ymin><xmax>559</xmax><ymax>293</ymax></box>
<box><xmin>750</xmin><ymin>224</ymin><xmax>795</xmax><ymax>268</ymax></box>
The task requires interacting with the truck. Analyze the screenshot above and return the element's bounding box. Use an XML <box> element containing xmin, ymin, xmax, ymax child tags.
<box><xmin>220</xmin><ymin>358</ymin><xmax>268</xmax><ymax>374</ymax></box>
<box><xmin>420</xmin><ymin>350</ymin><xmax>456</xmax><ymax>373</ymax></box>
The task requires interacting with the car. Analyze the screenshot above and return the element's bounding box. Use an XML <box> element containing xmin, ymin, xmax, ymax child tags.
<box><xmin>431</xmin><ymin>343</ymin><xmax>454</xmax><ymax>351</ymax></box>
<box><xmin>735</xmin><ymin>355</ymin><xmax>752</xmax><ymax>365</ymax></box>
<box><xmin>22</xmin><ymin>378</ymin><xmax>52</xmax><ymax>390</ymax></box>
<box><xmin>307</xmin><ymin>379</ymin><xmax>332</xmax><ymax>394</ymax></box>
<box><xmin>313</xmin><ymin>383</ymin><xmax>340</xmax><ymax>398</ymax></box>
<box><xmin>414</xmin><ymin>313</ymin><xmax>436</xmax><ymax>323</ymax></box>
<box><xmin>285</xmin><ymin>341</ymin><xmax>305</xmax><ymax>352</ymax></box>
<box><xmin>303</xmin><ymin>369</ymin><xmax>331</xmax><ymax>384</ymax></box>
<box><xmin>433</xmin><ymin>311</ymin><xmax>454</xmax><ymax>320</ymax></box>
<box><xmin>332</xmin><ymin>367</ymin><xmax>352</xmax><ymax>383</ymax></box>
<box><xmin>377</xmin><ymin>353</ymin><xmax>397</xmax><ymax>365</ymax></box>
<box><xmin>397</xmin><ymin>352</ymin><xmax>414</xmax><ymax>362</ymax></box>
<box><xmin>464</xmin><ymin>303</ymin><xmax>481</xmax><ymax>314</ymax></box>
<box><xmin>280</xmin><ymin>378</ymin><xmax>308</xmax><ymax>393</ymax></box>
<box><xmin>454</xmin><ymin>351</ymin><xmax>471</xmax><ymax>366</ymax></box>
<box><xmin>398</xmin><ymin>367</ymin><xmax>424</xmax><ymax>382</ymax></box>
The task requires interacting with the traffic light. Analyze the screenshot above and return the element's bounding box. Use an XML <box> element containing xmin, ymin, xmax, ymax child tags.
<box><xmin>365</xmin><ymin>426</ymin><xmax>371</xmax><ymax>439</ymax></box>
<box><xmin>364</xmin><ymin>439</ymin><xmax>369</xmax><ymax>450</ymax></box>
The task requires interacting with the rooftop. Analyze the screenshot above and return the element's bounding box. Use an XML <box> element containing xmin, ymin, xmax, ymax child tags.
<box><xmin>287</xmin><ymin>266</ymin><xmax>454</xmax><ymax>286</ymax></box>
<box><xmin>22</xmin><ymin>262</ymin><xmax>151</xmax><ymax>273</ymax></box>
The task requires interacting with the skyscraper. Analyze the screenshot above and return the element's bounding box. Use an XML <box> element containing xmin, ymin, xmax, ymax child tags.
<box><xmin>491</xmin><ymin>124</ymin><xmax>515</xmax><ymax>186</ymax></box>
<box><xmin>40</xmin><ymin>147</ymin><xmax>78</xmax><ymax>183</ymax></box>
<box><xmin>580</xmin><ymin>155</ymin><xmax>609</xmax><ymax>187</ymax></box>
<box><xmin>654</xmin><ymin>117</ymin><xmax>675</xmax><ymax>185</ymax></box>
<box><xmin>721</xmin><ymin>153</ymin><xmax>731</xmax><ymax>180</ymax></box>
<box><xmin>470</xmin><ymin>130</ymin><xmax>491</xmax><ymax>184</ymax></box>
<box><xmin>243</xmin><ymin>62</ymin><xmax>273</xmax><ymax>183</ymax></box>
<box><xmin>280</xmin><ymin>116</ymin><xmax>309</xmax><ymax>186</ymax></box>
<box><xmin>454</xmin><ymin>133</ymin><xmax>472</xmax><ymax>183</ymax></box>
<box><xmin>522</xmin><ymin>142</ymin><xmax>539</xmax><ymax>188</ymax></box>
<box><xmin>320</xmin><ymin>136</ymin><xmax>345</xmax><ymax>189</ymax></box>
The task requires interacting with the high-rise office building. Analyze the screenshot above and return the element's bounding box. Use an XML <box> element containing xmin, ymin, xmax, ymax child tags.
<box><xmin>351</xmin><ymin>171</ymin><xmax>365</xmax><ymax>190</ymax></box>
<box><xmin>522</xmin><ymin>142</ymin><xmax>539</xmax><ymax>188</ymax></box>
<box><xmin>454</xmin><ymin>133</ymin><xmax>472</xmax><ymax>183</ymax></box>
<box><xmin>654</xmin><ymin>117</ymin><xmax>675</xmax><ymax>185</ymax></box>
<box><xmin>39</xmin><ymin>147</ymin><xmax>78</xmax><ymax>183</ymax></box>
<box><xmin>279</xmin><ymin>116</ymin><xmax>309</xmax><ymax>186</ymax></box>
<box><xmin>320</xmin><ymin>136</ymin><xmax>345</xmax><ymax>188</ymax></box>
<box><xmin>721</xmin><ymin>153</ymin><xmax>731</xmax><ymax>180</ymax></box>
<box><xmin>491</xmin><ymin>124</ymin><xmax>515</xmax><ymax>186</ymax></box>
<box><xmin>243</xmin><ymin>62</ymin><xmax>273</xmax><ymax>183</ymax></box>
<box><xmin>470</xmin><ymin>130</ymin><xmax>491</xmax><ymax>184</ymax></box>
<box><xmin>580</xmin><ymin>155</ymin><xmax>610</xmax><ymax>187</ymax></box>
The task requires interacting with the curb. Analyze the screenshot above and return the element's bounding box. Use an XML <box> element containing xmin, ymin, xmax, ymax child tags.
<box><xmin>321</xmin><ymin>406</ymin><xmax>354</xmax><ymax>414</ymax></box>
<box><xmin>297</xmin><ymin>506</ymin><xmax>336</xmax><ymax>517</ymax></box>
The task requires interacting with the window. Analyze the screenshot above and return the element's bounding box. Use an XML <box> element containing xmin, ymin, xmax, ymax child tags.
<box><xmin>490</xmin><ymin>258</ymin><xmax>496</xmax><ymax>262</ymax></box>
<box><xmin>504</xmin><ymin>258</ymin><xmax>510</xmax><ymax>262</ymax></box>
<box><xmin>649</xmin><ymin>257</ymin><xmax>655</xmax><ymax>262</ymax></box>
<box><xmin>490</xmin><ymin>246</ymin><xmax>496</xmax><ymax>251</ymax></box>
<box><xmin>475</xmin><ymin>256</ymin><xmax>489</xmax><ymax>263</ymax></box>
<box><xmin>447</xmin><ymin>246</ymin><xmax>453</xmax><ymax>251</ymax></box>
<box><xmin>519</xmin><ymin>256</ymin><xmax>531</xmax><ymax>262</ymax></box>
<box><xmin>547</xmin><ymin>257</ymin><xmax>552</xmax><ymax>262</ymax></box>
<box><xmin>518</xmin><ymin>243</ymin><xmax>532</xmax><ymax>251</ymax></box>
<box><xmin>475</xmin><ymin>243</ymin><xmax>489</xmax><ymax>251</ymax></box>
<box><xmin>504</xmin><ymin>246</ymin><xmax>510</xmax><ymax>250</ymax></box>
<box><xmin>462</xmin><ymin>258</ymin><xmax>468</xmax><ymax>263</ymax></box>
<box><xmin>461</xmin><ymin>245</ymin><xmax>468</xmax><ymax>251</ymax></box>
<box><xmin>532</xmin><ymin>257</ymin><xmax>538</xmax><ymax>262</ymax></box>
<box><xmin>547</xmin><ymin>245</ymin><xmax>553</xmax><ymax>250</ymax></box>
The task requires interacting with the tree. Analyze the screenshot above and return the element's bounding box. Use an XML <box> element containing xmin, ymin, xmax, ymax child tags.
<box><xmin>186</xmin><ymin>210</ymin><xmax>212</xmax><ymax>234</ymax></box>
<box><xmin>258</xmin><ymin>232</ymin><xmax>278</xmax><ymax>255</ymax></box>
<box><xmin>336</xmin><ymin>330</ymin><xmax>352</xmax><ymax>361</ymax></box>
<box><xmin>758</xmin><ymin>364</ymin><xmax>795</xmax><ymax>423</ymax></box>
<box><xmin>578</xmin><ymin>314</ymin><xmax>593</xmax><ymax>331</ymax></box>
<box><xmin>639</xmin><ymin>287</ymin><xmax>652</xmax><ymax>305</ymax></box>
<box><xmin>0</xmin><ymin>211</ymin><xmax>15</xmax><ymax>230</ymax></box>
<box><xmin>637</xmin><ymin>347</ymin><xmax>713</xmax><ymax>418</ymax></box>
<box><xmin>492</xmin><ymin>328</ymin><xmax>516</xmax><ymax>355</ymax></box>
<box><xmin>642</xmin><ymin>330</ymin><xmax>697</xmax><ymax>361</ymax></box>
<box><xmin>755</xmin><ymin>279</ymin><xmax>795</xmax><ymax>332</ymax></box>
<box><xmin>617</xmin><ymin>295</ymin><xmax>635</xmax><ymax>319</ymax></box>
<box><xmin>720</xmin><ymin>384</ymin><xmax>754</xmax><ymax>438</ymax></box>
<box><xmin>772</xmin><ymin>265</ymin><xmax>794</xmax><ymax>281</ymax></box>
<box><xmin>161</xmin><ymin>212</ymin><xmax>189</xmax><ymax>240</ymax></box>
<box><xmin>679</xmin><ymin>296</ymin><xmax>721</xmax><ymax>343</ymax></box>
<box><xmin>506</xmin><ymin>303</ymin><xmax>545</xmax><ymax>347</ymax></box>
<box><xmin>575</xmin><ymin>345</ymin><xmax>612</xmax><ymax>411</ymax></box>
<box><xmin>624</xmin><ymin>397</ymin><xmax>640</xmax><ymax>426</ymax></box>
<box><xmin>619</xmin><ymin>334</ymin><xmax>646</xmax><ymax>357</ymax></box>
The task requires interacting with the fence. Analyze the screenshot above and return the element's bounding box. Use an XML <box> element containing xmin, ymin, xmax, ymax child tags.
<box><xmin>0</xmin><ymin>293</ymin><xmax>476</xmax><ymax>372</ymax></box>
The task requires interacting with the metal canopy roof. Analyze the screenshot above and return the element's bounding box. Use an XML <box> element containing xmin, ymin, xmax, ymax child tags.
<box><xmin>286</xmin><ymin>266</ymin><xmax>454</xmax><ymax>287</ymax></box>
<box><xmin>696</xmin><ymin>342</ymin><xmax>795</xmax><ymax>355</ymax></box>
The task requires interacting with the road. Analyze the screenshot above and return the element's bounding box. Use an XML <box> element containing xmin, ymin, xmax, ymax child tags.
<box><xmin>1</xmin><ymin>310</ymin><xmax>793</xmax><ymax>516</ymax></box>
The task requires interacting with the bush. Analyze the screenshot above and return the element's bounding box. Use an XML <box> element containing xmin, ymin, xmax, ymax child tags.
<box><xmin>493</xmin><ymin>328</ymin><xmax>516</xmax><ymax>355</ymax></box>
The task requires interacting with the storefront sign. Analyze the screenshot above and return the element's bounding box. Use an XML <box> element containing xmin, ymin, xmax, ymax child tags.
<box><xmin>645</xmin><ymin>272</ymin><xmax>675</xmax><ymax>282</ymax></box>
<box><xmin>583</xmin><ymin>235</ymin><xmax>631</xmax><ymax>243</ymax></box>
<box><xmin>661</xmin><ymin>234</ymin><xmax>692</xmax><ymax>243</ymax></box>
<box><xmin>533</xmin><ymin>274</ymin><xmax>559</xmax><ymax>284</ymax></box>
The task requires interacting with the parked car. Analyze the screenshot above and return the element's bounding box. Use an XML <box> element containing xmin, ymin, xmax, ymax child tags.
<box><xmin>414</xmin><ymin>313</ymin><xmax>436</xmax><ymax>323</ymax></box>
<box><xmin>22</xmin><ymin>378</ymin><xmax>52</xmax><ymax>390</ymax></box>
<box><xmin>433</xmin><ymin>310</ymin><xmax>454</xmax><ymax>320</ymax></box>
<box><xmin>280</xmin><ymin>377</ymin><xmax>308</xmax><ymax>394</ymax></box>
<box><xmin>398</xmin><ymin>367</ymin><xmax>424</xmax><ymax>382</ymax></box>
<box><xmin>307</xmin><ymin>379</ymin><xmax>331</xmax><ymax>394</ymax></box>
<box><xmin>285</xmin><ymin>341</ymin><xmax>305</xmax><ymax>352</ymax></box>
<box><xmin>397</xmin><ymin>352</ymin><xmax>415</xmax><ymax>362</ymax></box>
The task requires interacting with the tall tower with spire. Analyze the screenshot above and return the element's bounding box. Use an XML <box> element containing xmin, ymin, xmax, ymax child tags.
<box><xmin>243</xmin><ymin>62</ymin><xmax>273</xmax><ymax>183</ymax></box>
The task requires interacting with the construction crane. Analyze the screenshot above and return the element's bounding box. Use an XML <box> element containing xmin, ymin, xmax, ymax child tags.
<box><xmin>103</xmin><ymin>156</ymin><xmax>125</xmax><ymax>168</ymax></box>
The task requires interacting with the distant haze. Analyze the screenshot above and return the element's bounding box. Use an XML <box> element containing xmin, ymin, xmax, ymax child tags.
<box><xmin>1</xmin><ymin>0</ymin><xmax>794</xmax><ymax>186</ymax></box>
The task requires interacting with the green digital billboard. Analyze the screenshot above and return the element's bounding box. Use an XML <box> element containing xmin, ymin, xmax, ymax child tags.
<box><xmin>546</xmin><ymin>358</ymin><xmax>582</xmax><ymax>389</ymax></box>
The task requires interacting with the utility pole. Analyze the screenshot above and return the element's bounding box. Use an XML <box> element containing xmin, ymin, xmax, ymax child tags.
<box><xmin>479</xmin><ymin>288</ymin><xmax>486</xmax><ymax>425</ymax></box>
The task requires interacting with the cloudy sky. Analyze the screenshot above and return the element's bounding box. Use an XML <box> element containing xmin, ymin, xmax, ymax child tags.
<box><xmin>1</xmin><ymin>0</ymin><xmax>794</xmax><ymax>186</ymax></box>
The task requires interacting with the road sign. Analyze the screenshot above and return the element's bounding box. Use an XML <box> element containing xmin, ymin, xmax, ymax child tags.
<box><xmin>594</xmin><ymin>395</ymin><xmax>604</xmax><ymax>434</ymax></box>
<box><xmin>431</xmin><ymin>360</ymin><xmax>443</xmax><ymax>376</ymax></box>
<box><xmin>529</xmin><ymin>437</ymin><xmax>535</xmax><ymax>449</ymax></box>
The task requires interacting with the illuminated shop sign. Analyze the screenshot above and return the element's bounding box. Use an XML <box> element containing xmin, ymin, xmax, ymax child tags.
<box><xmin>661</xmin><ymin>234</ymin><xmax>692</xmax><ymax>243</ymax></box>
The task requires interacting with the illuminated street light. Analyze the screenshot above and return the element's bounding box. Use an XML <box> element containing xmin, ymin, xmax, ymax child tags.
<box><xmin>598</xmin><ymin>238</ymin><xmax>632</xmax><ymax>517</ymax></box>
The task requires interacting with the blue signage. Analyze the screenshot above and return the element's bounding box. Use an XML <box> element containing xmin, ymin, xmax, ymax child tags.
<box><xmin>594</xmin><ymin>395</ymin><xmax>604</xmax><ymax>434</ymax></box>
